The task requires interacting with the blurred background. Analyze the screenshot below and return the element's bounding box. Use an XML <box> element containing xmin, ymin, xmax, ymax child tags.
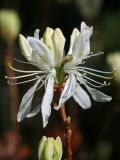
<box><xmin>0</xmin><ymin>0</ymin><xmax>120</xmax><ymax>159</ymax></box>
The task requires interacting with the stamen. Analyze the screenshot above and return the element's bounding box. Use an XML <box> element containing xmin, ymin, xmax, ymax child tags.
<box><xmin>83</xmin><ymin>79</ymin><xmax>107</xmax><ymax>88</ymax></box>
<box><xmin>7</xmin><ymin>76</ymin><xmax>40</xmax><ymax>85</ymax></box>
<box><xmin>36</xmin><ymin>75</ymin><xmax>49</xmax><ymax>91</ymax></box>
<box><xmin>82</xmin><ymin>75</ymin><xmax>110</xmax><ymax>86</ymax></box>
<box><xmin>78</xmin><ymin>69</ymin><xmax>113</xmax><ymax>79</ymax></box>
<box><xmin>14</xmin><ymin>58</ymin><xmax>32</xmax><ymax>64</ymax></box>
<box><xmin>77</xmin><ymin>66</ymin><xmax>113</xmax><ymax>74</ymax></box>
<box><xmin>86</xmin><ymin>51</ymin><xmax>104</xmax><ymax>59</ymax></box>
<box><xmin>7</xmin><ymin>63</ymin><xmax>48</xmax><ymax>74</ymax></box>
<box><xmin>5</xmin><ymin>73</ymin><xmax>38</xmax><ymax>80</ymax></box>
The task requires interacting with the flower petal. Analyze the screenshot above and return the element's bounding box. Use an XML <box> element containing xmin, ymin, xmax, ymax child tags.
<box><xmin>85</xmin><ymin>84</ymin><xmax>112</xmax><ymax>102</ymax></box>
<box><xmin>52</xmin><ymin>28</ymin><xmax>66</xmax><ymax>67</ymax></box>
<box><xmin>55</xmin><ymin>74</ymin><xmax>76</xmax><ymax>110</ymax></box>
<box><xmin>19</xmin><ymin>34</ymin><xmax>32</xmax><ymax>61</ymax></box>
<box><xmin>68</xmin><ymin>28</ymin><xmax>80</xmax><ymax>55</ymax></box>
<box><xmin>43</xmin><ymin>27</ymin><xmax>54</xmax><ymax>55</ymax></box>
<box><xmin>27</xmin><ymin>37</ymin><xmax>54</xmax><ymax>68</ymax></box>
<box><xmin>41</xmin><ymin>74</ymin><xmax>54</xmax><ymax>127</ymax></box>
<box><xmin>17</xmin><ymin>78</ymin><xmax>41</xmax><ymax>122</ymax></box>
<box><xmin>73</xmin><ymin>83</ymin><xmax>91</xmax><ymax>109</ymax></box>
<box><xmin>34</xmin><ymin>29</ymin><xmax>40</xmax><ymax>39</ymax></box>
<box><xmin>72</xmin><ymin>23</ymin><xmax>93</xmax><ymax>63</ymax></box>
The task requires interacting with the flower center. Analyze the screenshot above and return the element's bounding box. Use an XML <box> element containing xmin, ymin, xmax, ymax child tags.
<box><xmin>55</xmin><ymin>66</ymin><xmax>65</xmax><ymax>85</ymax></box>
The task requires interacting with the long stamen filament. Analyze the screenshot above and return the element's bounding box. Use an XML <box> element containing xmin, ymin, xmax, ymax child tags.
<box><xmin>7</xmin><ymin>63</ymin><xmax>48</xmax><ymax>74</ymax></box>
<box><xmin>83</xmin><ymin>75</ymin><xmax>110</xmax><ymax>86</ymax></box>
<box><xmin>77</xmin><ymin>66</ymin><xmax>113</xmax><ymax>74</ymax></box>
<box><xmin>5</xmin><ymin>73</ymin><xmax>38</xmax><ymax>79</ymax></box>
<box><xmin>36</xmin><ymin>76</ymin><xmax>49</xmax><ymax>91</ymax></box>
<box><xmin>7</xmin><ymin>76</ymin><xmax>40</xmax><ymax>85</ymax></box>
<box><xmin>83</xmin><ymin>79</ymin><xmax>106</xmax><ymax>88</ymax></box>
<box><xmin>86</xmin><ymin>51</ymin><xmax>104</xmax><ymax>59</ymax></box>
<box><xmin>14</xmin><ymin>58</ymin><xmax>32</xmax><ymax>65</ymax></box>
<box><xmin>78</xmin><ymin>69</ymin><xmax>113</xmax><ymax>79</ymax></box>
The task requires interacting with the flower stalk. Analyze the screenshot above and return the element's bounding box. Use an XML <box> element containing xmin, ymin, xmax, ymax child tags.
<box><xmin>59</xmin><ymin>88</ymin><xmax>72</xmax><ymax>160</ymax></box>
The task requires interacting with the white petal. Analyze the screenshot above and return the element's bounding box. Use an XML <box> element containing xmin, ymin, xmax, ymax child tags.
<box><xmin>19</xmin><ymin>34</ymin><xmax>32</xmax><ymax>61</ymax></box>
<box><xmin>41</xmin><ymin>75</ymin><xmax>54</xmax><ymax>127</ymax></box>
<box><xmin>52</xmin><ymin>28</ymin><xmax>66</xmax><ymax>67</ymax></box>
<box><xmin>27</xmin><ymin>37</ymin><xmax>54</xmax><ymax>68</ymax></box>
<box><xmin>55</xmin><ymin>74</ymin><xmax>76</xmax><ymax>110</ymax></box>
<box><xmin>17</xmin><ymin>78</ymin><xmax>41</xmax><ymax>122</ymax></box>
<box><xmin>34</xmin><ymin>29</ymin><xmax>40</xmax><ymax>39</ymax></box>
<box><xmin>43</xmin><ymin>27</ymin><xmax>54</xmax><ymax>54</ymax></box>
<box><xmin>85</xmin><ymin>84</ymin><xmax>112</xmax><ymax>102</ymax></box>
<box><xmin>68</xmin><ymin>28</ymin><xmax>80</xmax><ymax>55</ymax></box>
<box><xmin>73</xmin><ymin>83</ymin><xmax>91</xmax><ymax>109</ymax></box>
<box><xmin>72</xmin><ymin>24</ymin><xmax>93</xmax><ymax>63</ymax></box>
<box><xmin>81</xmin><ymin>22</ymin><xmax>89</xmax><ymax>31</ymax></box>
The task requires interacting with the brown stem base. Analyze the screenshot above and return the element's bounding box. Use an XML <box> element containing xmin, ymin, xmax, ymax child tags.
<box><xmin>60</xmin><ymin>106</ymin><xmax>72</xmax><ymax>160</ymax></box>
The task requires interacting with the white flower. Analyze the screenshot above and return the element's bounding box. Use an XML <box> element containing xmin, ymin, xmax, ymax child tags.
<box><xmin>55</xmin><ymin>22</ymin><xmax>112</xmax><ymax>110</ymax></box>
<box><xmin>6</xmin><ymin>22</ymin><xmax>112</xmax><ymax>127</ymax></box>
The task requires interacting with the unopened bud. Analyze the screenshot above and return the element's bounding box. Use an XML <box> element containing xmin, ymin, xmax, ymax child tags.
<box><xmin>38</xmin><ymin>136</ymin><xmax>63</xmax><ymax>160</ymax></box>
<box><xmin>0</xmin><ymin>9</ymin><xmax>21</xmax><ymax>44</ymax></box>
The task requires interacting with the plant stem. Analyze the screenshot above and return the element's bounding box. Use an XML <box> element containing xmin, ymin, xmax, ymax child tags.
<box><xmin>5</xmin><ymin>45</ymin><xmax>19</xmax><ymax>130</ymax></box>
<box><xmin>59</xmin><ymin>89</ymin><xmax>72</xmax><ymax>160</ymax></box>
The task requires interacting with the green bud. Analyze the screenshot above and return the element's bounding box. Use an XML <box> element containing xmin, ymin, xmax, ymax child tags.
<box><xmin>53</xmin><ymin>137</ymin><xmax>63</xmax><ymax>160</ymax></box>
<box><xmin>0</xmin><ymin>9</ymin><xmax>21</xmax><ymax>44</ymax></box>
<box><xmin>38</xmin><ymin>136</ymin><xmax>63</xmax><ymax>160</ymax></box>
<box><xmin>38</xmin><ymin>136</ymin><xmax>47</xmax><ymax>160</ymax></box>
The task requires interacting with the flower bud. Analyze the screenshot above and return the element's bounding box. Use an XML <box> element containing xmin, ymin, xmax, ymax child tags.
<box><xmin>0</xmin><ymin>9</ymin><xmax>21</xmax><ymax>44</ymax></box>
<box><xmin>38</xmin><ymin>136</ymin><xmax>63</xmax><ymax>160</ymax></box>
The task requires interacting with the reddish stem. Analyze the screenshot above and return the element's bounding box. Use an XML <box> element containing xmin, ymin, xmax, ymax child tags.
<box><xmin>58</xmin><ymin>88</ymin><xmax>72</xmax><ymax>160</ymax></box>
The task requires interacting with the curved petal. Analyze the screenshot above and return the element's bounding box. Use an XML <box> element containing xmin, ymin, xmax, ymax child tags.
<box><xmin>68</xmin><ymin>28</ymin><xmax>80</xmax><ymax>55</ymax></box>
<box><xmin>72</xmin><ymin>24</ymin><xmax>93</xmax><ymax>63</ymax></box>
<box><xmin>52</xmin><ymin>28</ymin><xmax>66</xmax><ymax>67</ymax></box>
<box><xmin>27</xmin><ymin>37</ymin><xmax>54</xmax><ymax>68</ymax></box>
<box><xmin>17</xmin><ymin>78</ymin><xmax>41</xmax><ymax>122</ymax></box>
<box><xmin>55</xmin><ymin>74</ymin><xmax>76</xmax><ymax>110</ymax></box>
<box><xmin>41</xmin><ymin>74</ymin><xmax>54</xmax><ymax>127</ymax></box>
<box><xmin>73</xmin><ymin>83</ymin><xmax>91</xmax><ymax>109</ymax></box>
<box><xmin>19</xmin><ymin>34</ymin><xmax>32</xmax><ymax>61</ymax></box>
<box><xmin>43</xmin><ymin>27</ymin><xmax>54</xmax><ymax>55</ymax></box>
<box><xmin>85</xmin><ymin>84</ymin><xmax>112</xmax><ymax>102</ymax></box>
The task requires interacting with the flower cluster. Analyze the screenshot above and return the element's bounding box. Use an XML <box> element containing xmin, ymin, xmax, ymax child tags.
<box><xmin>6</xmin><ymin>22</ymin><xmax>112</xmax><ymax>127</ymax></box>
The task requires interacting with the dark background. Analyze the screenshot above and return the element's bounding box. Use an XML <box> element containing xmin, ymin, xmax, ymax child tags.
<box><xmin>0</xmin><ymin>0</ymin><xmax>120</xmax><ymax>159</ymax></box>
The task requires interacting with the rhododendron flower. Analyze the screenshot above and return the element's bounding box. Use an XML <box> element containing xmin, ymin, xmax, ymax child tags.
<box><xmin>6</xmin><ymin>22</ymin><xmax>112</xmax><ymax>127</ymax></box>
